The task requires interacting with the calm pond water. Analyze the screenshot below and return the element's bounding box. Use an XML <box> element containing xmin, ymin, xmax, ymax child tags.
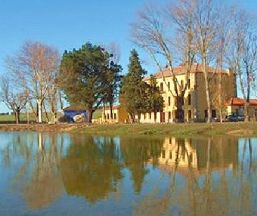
<box><xmin>0</xmin><ymin>132</ymin><xmax>257</xmax><ymax>216</ymax></box>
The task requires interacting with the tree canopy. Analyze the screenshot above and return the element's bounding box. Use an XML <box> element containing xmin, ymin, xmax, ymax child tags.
<box><xmin>58</xmin><ymin>43</ymin><xmax>122</xmax><ymax>123</ymax></box>
<box><xmin>121</xmin><ymin>49</ymin><xmax>163</xmax><ymax>122</ymax></box>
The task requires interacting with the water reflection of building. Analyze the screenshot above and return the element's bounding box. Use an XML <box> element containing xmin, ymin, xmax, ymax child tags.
<box><xmin>157</xmin><ymin>137</ymin><xmax>238</xmax><ymax>175</ymax></box>
<box><xmin>159</xmin><ymin>137</ymin><xmax>198</xmax><ymax>168</ymax></box>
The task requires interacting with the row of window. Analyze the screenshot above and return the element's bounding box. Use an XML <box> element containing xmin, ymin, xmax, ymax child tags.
<box><xmin>105</xmin><ymin>113</ymin><xmax>117</xmax><ymax>120</ymax></box>
<box><xmin>161</xmin><ymin>150</ymin><xmax>193</xmax><ymax>162</ymax></box>
<box><xmin>143</xmin><ymin>110</ymin><xmax>192</xmax><ymax>120</ymax></box>
<box><xmin>167</xmin><ymin>94</ymin><xmax>191</xmax><ymax>106</ymax></box>
<box><xmin>159</xmin><ymin>79</ymin><xmax>191</xmax><ymax>92</ymax></box>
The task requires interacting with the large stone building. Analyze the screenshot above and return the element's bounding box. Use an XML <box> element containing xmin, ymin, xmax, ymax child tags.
<box><xmin>141</xmin><ymin>63</ymin><xmax>236</xmax><ymax>123</ymax></box>
<box><xmin>102</xmin><ymin>63</ymin><xmax>257</xmax><ymax>123</ymax></box>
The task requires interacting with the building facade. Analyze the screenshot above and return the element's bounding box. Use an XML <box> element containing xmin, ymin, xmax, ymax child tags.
<box><xmin>102</xmin><ymin>105</ymin><xmax>129</xmax><ymax>123</ymax></box>
<box><xmin>140</xmin><ymin>64</ymin><xmax>236</xmax><ymax>123</ymax></box>
<box><xmin>101</xmin><ymin>64</ymin><xmax>257</xmax><ymax>123</ymax></box>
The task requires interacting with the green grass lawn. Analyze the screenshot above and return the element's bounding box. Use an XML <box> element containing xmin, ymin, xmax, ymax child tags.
<box><xmin>0</xmin><ymin>113</ymin><xmax>58</xmax><ymax>123</ymax></box>
<box><xmin>73</xmin><ymin>122</ymin><xmax>257</xmax><ymax>137</ymax></box>
<box><xmin>0</xmin><ymin>114</ymin><xmax>29</xmax><ymax>122</ymax></box>
<box><xmin>0</xmin><ymin>109</ymin><xmax>101</xmax><ymax>124</ymax></box>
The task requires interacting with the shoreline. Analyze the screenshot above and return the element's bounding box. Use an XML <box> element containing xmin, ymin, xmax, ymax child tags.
<box><xmin>0</xmin><ymin>122</ymin><xmax>257</xmax><ymax>137</ymax></box>
<box><xmin>0</xmin><ymin>123</ymin><xmax>88</xmax><ymax>133</ymax></box>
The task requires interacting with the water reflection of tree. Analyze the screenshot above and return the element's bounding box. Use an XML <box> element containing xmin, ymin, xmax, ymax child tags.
<box><xmin>120</xmin><ymin>137</ymin><xmax>163</xmax><ymax>194</ymax></box>
<box><xmin>23</xmin><ymin>133</ymin><xmax>64</xmax><ymax>210</ymax></box>
<box><xmin>2</xmin><ymin>133</ymin><xmax>65</xmax><ymax>210</ymax></box>
<box><xmin>60</xmin><ymin>135</ymin><xmax>123</xmax><ymax>203</ymax></box>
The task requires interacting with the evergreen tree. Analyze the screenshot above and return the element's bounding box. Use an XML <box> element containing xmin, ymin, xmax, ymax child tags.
<box><xmin>103</xmin><ymin>59</ymin><xmax>122</xmax><ymax>119</ymax></box>
<box><xmin>58</xmin><ymin>43</ymin><xmax>121</xmax><ymax>123</ymax></box>
<box><xmin>146</xmin><ymin>75</ymin><xmax>164</xmax><ymax>122</ymax></box>
<box><xmin>120</xmin><ymin>49</ymin><xmax>148</xmax><ymax>122</ymax></box>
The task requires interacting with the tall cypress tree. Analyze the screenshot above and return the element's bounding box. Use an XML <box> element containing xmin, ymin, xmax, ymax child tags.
<box><xmin>146</xmin><ymin>75</ymin><xmax>164</xmax><ymax>122</ymax></box>
<box><xmin>120</xmin><ymin>49</ymin><xmax>148</xmax><ymax>122</ymax></box>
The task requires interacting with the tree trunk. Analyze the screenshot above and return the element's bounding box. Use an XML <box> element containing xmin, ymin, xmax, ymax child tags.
<box><xmin>218</xmin><ymin>70</ymin><xmax>223</xmax><ymax>123</ymax></box>
<box><xmin>103</xmin><ymin>104</ymin><xmax>106</xmax><ymax>121</ymax></box>
<box><xmin>109</xmin><ymin>102</ymin><xmax>113</xmax><ymax>120</ymax></box>
<box><xmin>137</xmin><ymin>112</ymin><xmax>141</xmax><ymax>123</ymax></box>
<box><xmin>176</xmin><ymin>96</ymin><xmax>184</xmax><ymax>122</ymax></box>
<box><xmin>129</xmin><ymin>113</ymin><xmax>135</xmax><ymax>123</ymax></box>
<box><xmin>50</xmin><ymin>99</ymin><xmax>57</xmax><ymax>123</ymax></box>
<box><xmin>43</xmin><ymin>101</ymin><xmax>50</xmax><ymax>123</ymax></box>
<box><xmin>203</xmin><ymin>57</ymin><xmax>212</xmax><ymax>123</ymax></box>
<box><xmin>88</xmin><ymin>109</ymin><xmax>94</xmax><ymax>123</ymax></box>
<box><xmin>37</xmin><ymin>99</ymin><xmax>43</xmax><ymax>123</ymax></box>
<box><xmin>15</xmin><ymin>109</ymin><xmax>20</xmax><ymax>124</ymax></box>
<box><xmin>244</xmin><ymin>101</ymin><xmax>249</xmax><ymax>122</ymax></box>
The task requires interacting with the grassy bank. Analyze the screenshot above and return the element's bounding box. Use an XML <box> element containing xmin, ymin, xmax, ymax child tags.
<box><xmin>0</xmin><ymin>122</ymin><xmax>257</xmax><ymax>137</ymax></box>
<box><xmin>74</xmin><ymin>122</ymin><xmax>257</xmax><ymax>137</ymax></box>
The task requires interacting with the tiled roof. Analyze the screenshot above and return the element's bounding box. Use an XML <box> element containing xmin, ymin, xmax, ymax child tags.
<box><xmin>104</xmin><ymin>105</ymin><xmax>120</xmax><ymax>110</ymax></box>
<box><xmin>144</xmin><ymin>63</ymin><xmax>231</xmax><ymax>80</ymax></box>
<box><xmin>226</xmin><ymin>97</ymin><xmax>257</xmax><ymax>106</ymax></box>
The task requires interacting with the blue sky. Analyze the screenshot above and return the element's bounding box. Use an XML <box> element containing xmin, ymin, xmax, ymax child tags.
<box><xmin>0</xmin><ymin>0</ymin><xmax>256</xmax><ymax>112</ymax></box>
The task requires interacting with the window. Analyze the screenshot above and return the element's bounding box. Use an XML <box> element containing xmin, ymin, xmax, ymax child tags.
<box><xmin>168</xmin><ymin>96</ymin><xmax>171</xmax><ymax>106</ymax></box>
<box><xmin>188</xmin><ymin>79</ymin><xmax>190</xmax><ymax>89</ymax></box>
<box><xmin>160</xmin><ymin>82</ymin><xmax>164</xmax><ymax>91</ymax></box>
<box><xmin>162</xmin><ymin>150</ymin><xmax>166</xmax><ymax>159</ymax></box>
<box><xmin>188</xmin><ymin>94</ymin><xmax>191</xmax><ymax>105</ymax></box>
<box><xmin>144</xmin><ymin>113</ymin><xmax>146</xmax><ymax>119</ymax></box>
<box><xmin>149</xmin><ymin>113</ymin><xmax>151</xmax><ymax>119</ymax></box>
<box><xmin>169</xmin><ymin>137</ymin><xmax>172</xmax><ymax>144</ymax></box>
<box><xmin>107</xmin><ymin>113</ymin><xmax>110</xmax><ymax>119</ymax></box>
<box><xmin>212</xmin><ymin>110</ymin><xmax>216</xmax><ymax>118</ymax></box>
<box><xmin>169</xmin><ymin>151</ymin><xmax>172</xmax><ymax>159</ymax></box>
<box><xmin>188</xmin><ymin>110</ymin><xmax>192</xmax><ymax>119</ymax></box>
<box><xmin>168</xmin><ymin>111</ymin><xmax>172</xmax><ymax>119</ymax></box>
<box><xmin>168</xmin><ymin>82</ymin><xmax>170</xmax><ymax>90</ymax></box>
<box><xmin>114</xmin><ymin>113</ymin><xmax>117</xmax><ymax>119</ymax></box>
<box><xmin>204</xmin><ymin>110</ymin><xmax>208</xmax><ymax>118</ymax></box>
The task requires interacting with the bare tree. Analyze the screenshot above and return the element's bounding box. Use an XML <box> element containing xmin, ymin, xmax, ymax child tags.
<box><xmin>45</xmin><ymin>60</ymin><xmax>61</xmax><ymax>123</ymax></box>
<box><xmin>7</xmin><ymin>41</ymin><xmax>60</xmax><ymax>123</ymax></box>
<box><xmin>0</xmin><ymin>76</ymin><xmax>29</xmax><ymax>124</ymax></box>
<box><xmin>228</xmin><ymin>11</ymin><xmax>257</xmax><ymax>121</ymax></box>
<box><xmin>192</xmin><ymin>0</ymin><xmax>221</xmax><ymax>123</ymax></box>
<box><xmin>131</xmin><ymin>1</ymin><xmax>196</xmax><ymax>122</ymax></box>
<box><xmin>212</xmin><ymin>7</ymin><xmax>236</xmax><ymax>122</ymax></box>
